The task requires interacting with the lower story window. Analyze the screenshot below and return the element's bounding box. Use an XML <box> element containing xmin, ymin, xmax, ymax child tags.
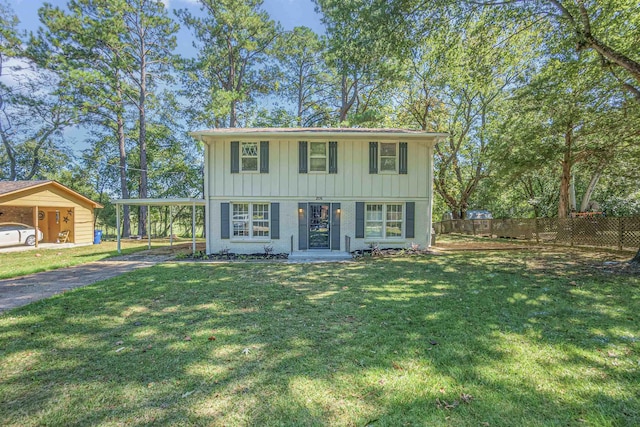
<box><xmin>232</xmin><ymin>203</ymin><xmax>269</xmax><ymax>238</ymax></box>
<box><xmin>365</xmin><ymin>203</ymin><xmax>403</xmax><ymax>239</ymax></box>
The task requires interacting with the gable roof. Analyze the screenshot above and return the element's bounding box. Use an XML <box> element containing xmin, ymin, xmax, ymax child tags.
<box><xmin>0</xmin><ymin>180</ymin><xmax>51</xmax><ymax>196</ymax></box>
<box><xmin>0</xmin><ymin>180</ymin><xmax>103</xmax><ymax>208</ymax></box>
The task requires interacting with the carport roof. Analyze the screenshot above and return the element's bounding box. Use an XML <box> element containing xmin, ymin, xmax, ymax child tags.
<box><xmin>112</xmin><ymin>198</ymin><xmax>205</xmax><ymax>206</ymax></box>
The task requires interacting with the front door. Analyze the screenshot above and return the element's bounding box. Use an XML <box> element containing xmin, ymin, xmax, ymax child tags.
<box><xmin>309</xmin><ymin>203</ymin><xmax>330</xmax><ymax>249</ymax></box>
<box><xmin>46</xmin><ymin>210</ymin><xmax>60</xmax><ymax>243</ymax></box>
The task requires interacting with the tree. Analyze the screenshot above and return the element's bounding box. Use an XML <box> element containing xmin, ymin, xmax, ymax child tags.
<box><xmin>1</xmin><ymin>2</ymin><xmax>75</xmax><ymax>181</ymax></box>
<box><xmin>314</xmin><ymin>0</ymin><xmax>408</xmax><ymax>125</ymax></box>
<box><xmin>120</xmin><ymin>0</ymin><xmax>178</xmax><ymax>235</ymax></box>
<box><xmin>473</xmin><ymin>0</ymin><xmax>640</xmax><ymax>100</ymax></box>
<box><xmin>273</xmin><ymin>26</ymin><xmax>331</xmax><ymax>127</ymax></box>
<box><xmin>33</xmin><ymin>0</ymin><xmax>178</xmax><ymax>236</ymax></box>
<box><xmin>496</xmin><ymin>54</ymin><xmax>634</xmax><ymax>218</ymax></box>
<box><xmin>176</xmin><ymin>0</ymin><xmax>280</xmax><ymax>128</ymax></box>
<box><xmin>413</xmin><ymin>10</ymin><xmax>533</xmax><ymax>219</ymax></box>
<box><xmin>33</xmin><ymin>0</ymin><xmax>138</xmax><ymax>236</ymax></box>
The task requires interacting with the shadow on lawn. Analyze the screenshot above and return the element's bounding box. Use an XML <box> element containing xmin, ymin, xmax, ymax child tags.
<box><xmin>0</xmin><ymin>251</ymin><xmax>638</xmax><ymax>426</ymax></box>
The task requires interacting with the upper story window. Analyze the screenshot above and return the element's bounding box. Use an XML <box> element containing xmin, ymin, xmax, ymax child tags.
<box><xmin>379</xmin><ymin>143</ymin><xmax>397</xmax><ymax>172</ymax></box>
<box><xmin>369</xmin><ymin>142</ymin><xmax>408</xmax><ymax>174</ymax></box>
<box><xmin>241</xmin><ymin>142</ymin><xmax>259</xmax><ymax>172</ymax></box>
<box><xmin>299</xmin><ymin>141</ymin><xmax>337</xmax><ymax>174</ymax></box>
<box><xmin>309</xmin><ymin>142</ymin><xmax>327</xmax><ymax>172</ymax></box>
<box><xmin>231</xmin><ymin>141</ymin><xmax>268</xmax><ymax>174</ymax></box>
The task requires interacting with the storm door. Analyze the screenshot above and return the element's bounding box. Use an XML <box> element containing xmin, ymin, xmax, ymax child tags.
<box><xmin>308</xmin><ymin>203</ymin><xmax>330</xmax><ymax>249</ymax></box>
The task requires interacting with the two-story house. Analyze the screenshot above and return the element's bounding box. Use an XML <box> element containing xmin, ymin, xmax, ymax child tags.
<box><xmin>190</xmin><ymin>128</ymin><xmax>447</xmax><ymax>255</ymax></box>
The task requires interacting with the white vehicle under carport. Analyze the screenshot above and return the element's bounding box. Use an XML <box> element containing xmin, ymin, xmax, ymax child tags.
<box><xmin>0</xmin><ymin>223</ymin><xmax>44</xmax><ymax>247</ymax></box>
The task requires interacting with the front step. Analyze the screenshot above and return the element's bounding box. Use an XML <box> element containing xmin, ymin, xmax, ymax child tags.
<box><xmin>288</xmin><ymin>250</ymin><xmax>353</xmax><ymax>262</ymax></box>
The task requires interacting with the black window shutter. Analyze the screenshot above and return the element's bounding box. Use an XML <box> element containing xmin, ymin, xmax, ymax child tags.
<box><xmin>405</xmin><ymin>202</ymin><xmax>415</xmax><ymax>238</ymax></box>
<box><xmin>271</xmin><ymin>202</ymin><xmax>279</xmax><ymax>239</ymax></box>
<box><xmin>399</xmin><ymin>142</ymin><xmax>408</xmax><ymax>174</ymax></box>
<box><xmin>329</xmin><ymin>141</ymin><xmax>338</xmax><ymax>174</ymax></box>
<box><xmin>298</xmin><ymin>203</ymin><xmax>308</xmax><ymax>250</ymax></box>
<box><xmin>221</xmin><ymin>203</ymin><xmax>230</xmax><ymax>239</ymax></box>
<box><xmin>369</xmin><ymin>142</ymin><xmax>378</xmax><ymax>174</ymax></box>
<box><xmin>260</xmin><ymin>141</ymin><xmax>269</xmax><ymax>173</ymax></box>
<box><xmin>230</xmin><ymin>141</ymin><xmax>239</xmax><ymax>173</ymax></box>
<box><xmin>299</xmin><ymin>141</ymin><xmax>308</xmax><ymax>173</ymax></box>
<box><xmin>355</xmin><ymin>202</ymin><xmax>365</xmax><ymax>238</ymax></box>
<box><xmin>331</xmin><ymin>203</ymin><xmax>341</xmax><ymax>250</ymax></box>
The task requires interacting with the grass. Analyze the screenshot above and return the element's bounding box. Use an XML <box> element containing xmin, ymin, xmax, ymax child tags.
<box><xmin>0</xmin><ymin>249</ymin><xmax>638</xmax><ymax>426</ymax></box>
<box><xmin>0</xmin><ymin>240</ymin><xmax>192</xmax><ymax>280</ymax></box>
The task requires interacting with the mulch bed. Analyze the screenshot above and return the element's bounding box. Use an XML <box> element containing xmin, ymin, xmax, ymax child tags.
<box><xmin>188</xmin><ymin>252</ymin><xmax>289</xmax><ymax>261</ymax></box>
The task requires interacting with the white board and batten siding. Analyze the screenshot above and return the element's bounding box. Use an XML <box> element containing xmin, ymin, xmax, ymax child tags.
<box><xmin>207</xmin><ymin>137</ymin><xmax>431</xmax><ymax>199</ymax></box>
<box><xmin>196</xmin><ymin>129</ymin><xmax>446</xmax><ymax>254</ymax></box>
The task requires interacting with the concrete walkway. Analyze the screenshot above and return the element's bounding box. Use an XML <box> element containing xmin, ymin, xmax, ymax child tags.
<box><xmin>0</xmin><ymin>253</ymin><xmax>173</xmax><ymax>312</ymax></box>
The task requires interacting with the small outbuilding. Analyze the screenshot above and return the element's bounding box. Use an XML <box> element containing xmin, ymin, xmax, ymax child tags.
<box><xmin>0</xmin><ymin>180</ymin><xmax>103</xmax><ymax>246</ymax></box>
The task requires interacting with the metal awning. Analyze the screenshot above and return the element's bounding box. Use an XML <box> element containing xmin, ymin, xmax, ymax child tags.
<box><xmin>112</xmin><ymin>198</ymin><xmax>206</xmax><ymax>255</ymax></box>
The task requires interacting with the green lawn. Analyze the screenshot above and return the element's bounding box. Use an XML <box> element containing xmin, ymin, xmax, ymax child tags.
<box><xmin>0</xmin><ymin>240</ymin><xmax>191</xmax><ymax>280</ymax></box>
<box><xmin>1</xmin><ymin>250</ymin><xmax>638</xmax><ymax>426</ymax></box>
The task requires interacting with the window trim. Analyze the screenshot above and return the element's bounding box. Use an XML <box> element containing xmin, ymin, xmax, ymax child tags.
<box><xmin>364</xmin><ymin>202</ymin><xmax>405</xmax><ymax>241</ymax></box>
<box><xmin>378</xmin><ymin>142</ymin><xmax>398</xmax><ymax>174</ymax></box>
<box><xmin>308</xmin><ymin>141</ymin><xmax>328</xmax><ymax>173</ymax></box>
<box><xmin>231</xmin><ymin>202</ymin><xmax>271</xmax><ymax>240</ymax></box>
<box><xmin>240</xmin><ymin>141</ymin><xmax>260</xmax><ymax>173</ymax></box>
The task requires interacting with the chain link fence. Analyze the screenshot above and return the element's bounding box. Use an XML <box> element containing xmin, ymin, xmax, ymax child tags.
<box><xmin>434</xmin><ymin>217</ymin><xmax>640</xmax><ymax>251</ymax></box>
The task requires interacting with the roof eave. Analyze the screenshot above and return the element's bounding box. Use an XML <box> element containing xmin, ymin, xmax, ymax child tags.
<box><xmin>190</xmin><ymin>129</ymin><xmax>449</xmax><ymax>143</ymax></box>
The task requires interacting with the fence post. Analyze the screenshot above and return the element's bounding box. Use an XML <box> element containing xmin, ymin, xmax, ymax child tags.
<box><xmin>618</xmin><ymin>218</ymin><xmax>624</xmax><ymax>251</ymax></box>
<box><xmin>489</xmin><ymin>219</ymin><xmax>494</xmax><ymax>238</ymax></box>
<box><xmin>471</xmin><ymin>220</ymin><xmax>476</xmax><ymax>236</ymax></box>
<box><xmin>535</xmin><ymin>217</ymin><xmax>540</xmax><ymax>244</ymax></box>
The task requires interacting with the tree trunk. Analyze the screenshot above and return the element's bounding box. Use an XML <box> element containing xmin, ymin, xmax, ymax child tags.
<box><xmin>580</xmin><ymin>169</ymin><xmax>602</xmax><ymax>212</ymax></box>
<box><xmin>229</xmin><ymin>100</ymin><xmax>237</xmax><ymax>127</ymax></box>
<box><xmin>116</xmin><ymin>88</ymin><xmax>131</xmax><ymax>237</ymax></box>
<box><xmin>297</xmin><ymin>63</ymin><xmax>304</xmax><ymax>126</ymax></box>
<box><xmin>558</xmin><ymin>130</ymin><xmax>573</xmax><ymax>218</ymax></box>
<box><xmin>631</xmin><ymin>248</ymin><xmax>640</xmax><ymax>264</ymax></box>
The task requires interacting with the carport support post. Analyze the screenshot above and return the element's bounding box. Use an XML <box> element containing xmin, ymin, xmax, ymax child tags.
<box><xmin>169</xmin><ymin>205</ymin><xmax>173</xmax><ymax>247</ymax></box>
<box><xmin>116</xmin><ymin>203</ymin><xmax>121</xmax><ymax>254</ymax></box>
<box><xmin>147</xmin><ymin>204</ymin><xmax>151</xmax><ymax>250</ymax></box>
<box><xmin>192</xmin><ymin>202</ymin><xmax>196</xmax><ymax>255</ymax></box>
<box><xmin>33</xmin><ymin>206</ymin><xmax>39</xmax><ymax>248</ymax></box>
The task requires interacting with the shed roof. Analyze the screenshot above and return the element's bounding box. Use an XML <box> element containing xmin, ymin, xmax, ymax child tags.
<box><xmin>0</xmin><ymin>180</ymin><xmax>103</xmax><ymax>208</ymax></box>
<box><xmin>0</xmin><ymin>180</ymin><xmax>51</xmax><ymax>196</ymax></box>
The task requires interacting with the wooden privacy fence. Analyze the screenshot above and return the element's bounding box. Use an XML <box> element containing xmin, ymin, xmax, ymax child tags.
<box><xmin>434</xmin><ymin>217</ymin><xmax>640</xmax><ymax>251</ymax></box>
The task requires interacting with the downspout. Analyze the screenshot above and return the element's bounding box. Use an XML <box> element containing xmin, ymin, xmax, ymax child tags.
<box><xmin>203</xmin><ymin>139</ymin><xmax>211</xmax><ymax>255</ymax></box>
<box><xmin>426</xmin><ymin>138</ymin><xmax>437</xmax><ymax>248</ymax></box>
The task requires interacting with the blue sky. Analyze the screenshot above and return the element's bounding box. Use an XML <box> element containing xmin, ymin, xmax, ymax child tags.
<box><xmin>9</xmin><ymin>0</ymin><xmax>325</xmax><ymax>53</ymax></box>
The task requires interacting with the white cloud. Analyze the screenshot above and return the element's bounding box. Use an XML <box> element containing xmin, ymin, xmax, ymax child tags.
<box><xmin>160</xmin><ymin>0</ymin><xmax>201</xmax><ymax>9</ymax></box>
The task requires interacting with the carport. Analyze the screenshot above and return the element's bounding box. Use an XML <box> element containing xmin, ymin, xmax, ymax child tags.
<box><xmin>112</xmin><ymin>198</ymin><xmax>206</xmax><ymax>255</ymax></box>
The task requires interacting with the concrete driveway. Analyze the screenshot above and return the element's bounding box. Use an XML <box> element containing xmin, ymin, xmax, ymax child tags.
<box><xmin>0</xmin><ymin>242</ymin><xmax>91</xmax><ymax>253</ymax></box>
<box><xmin>0</xmin><ymin>252</ymin><xmax>172</xmax><ymax>312</ymax></box>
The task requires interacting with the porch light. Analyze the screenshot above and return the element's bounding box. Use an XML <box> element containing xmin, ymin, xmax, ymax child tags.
<box><xmin>337</xmin><ymin>208</ymin><xmax>341</xmax><ymax>214</ymax></box>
